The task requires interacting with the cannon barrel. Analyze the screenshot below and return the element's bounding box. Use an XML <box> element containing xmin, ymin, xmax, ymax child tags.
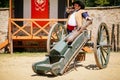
<box><xmin>32</xmin><ymin>21</ymin><xmax>111</xmax><ymax>76</ymax></box>
<box><xmin>65</xmin><ymin>20</ymin><xmax>92</xmax><ymax>43</ymax></box>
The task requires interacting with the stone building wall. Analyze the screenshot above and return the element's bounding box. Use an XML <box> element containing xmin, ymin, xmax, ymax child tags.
<box><xmin>0</xmin><ymin>8</ymin><xmax>9</xmax><ymax>53</ymax></box>
<box><xmin>0</xmin><ymin>7</ymin><xmax>120</xmax><ymax>52</ymax></box>
<box><xmin>85</xmin><ymin>7</ymin><xmax>120</xmax><ymax>41</ymax></box>
<box><xmin>86</xmin><ymin>7</ymin><xmax>120</xmax><ymax>51</ymax></box>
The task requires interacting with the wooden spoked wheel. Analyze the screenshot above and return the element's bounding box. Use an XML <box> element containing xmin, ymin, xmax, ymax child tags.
<box><xmin>47</xmin><ymin>23</ymin><xmax>67</xmax><ymax>53</ymax></box>
<box><xmin>94</xmin><ymin>22</ymin><xmax>111</xmax><ymax>69</ymax></box>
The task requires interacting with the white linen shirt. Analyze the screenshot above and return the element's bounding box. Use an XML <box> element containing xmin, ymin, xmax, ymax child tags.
<box><xmin>67</xmin><ymin>12</ymin><xmax>77</xmax><ymax>26</ymax></box>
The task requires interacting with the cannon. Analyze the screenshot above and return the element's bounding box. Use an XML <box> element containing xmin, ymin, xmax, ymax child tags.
<box><xmin>32</xmin><ymin>22</ymin><xmax>111</xmax><ymax>76</ymax></box>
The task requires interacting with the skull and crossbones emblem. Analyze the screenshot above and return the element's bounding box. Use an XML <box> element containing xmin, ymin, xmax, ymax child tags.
<box><xmin>34</xmin><ymin>0</ymin><xmax>46</xmax><ymax>11</ymax></box>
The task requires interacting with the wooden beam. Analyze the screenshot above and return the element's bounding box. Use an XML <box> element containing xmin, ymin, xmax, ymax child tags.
<box><xmin>11</xmin><ymin>18</ymin><xmax>67</xmax><ymax>21</ymax></box>
<box><xmin>67</xmin><ymin>0</ymin><xmax>69</xmax><ymax>7</ymax></box>
<box><xmin>0</xmin><ymin>39</ymin><xmax>8</xmax><ymax>50</ymax></box>
<box><xmin>9</xmin><ymin>0</ymin><xmax>12</xmax><ymax>18</ymax></box>
<box><xmin>117</xmin><ymin>24</ymin><xmax>119</xmax><ymax>51</ymax></box>
<box><xmin>12</xmin><ymin>36</ymin><xmax>48</xmax><ymax>40</ymax></box>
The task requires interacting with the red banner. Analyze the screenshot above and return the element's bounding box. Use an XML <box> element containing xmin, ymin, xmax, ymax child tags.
<box><xmin>31</xmin><ymin>0</ymin><xmax>49</xmax><ymax>27</ymax></box>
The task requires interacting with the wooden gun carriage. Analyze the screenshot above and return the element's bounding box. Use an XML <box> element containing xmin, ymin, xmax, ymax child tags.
<box><xmin>32</xmin><ymin>21</ymin><xmax>111</xmax><ymax>76</ymax></box>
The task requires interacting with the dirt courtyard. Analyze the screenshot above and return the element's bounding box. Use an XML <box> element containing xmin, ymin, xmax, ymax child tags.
<box><xmin>0</xmin><ymin>52</ymin><xmax>120</xmax><ymax>80</ymax></box>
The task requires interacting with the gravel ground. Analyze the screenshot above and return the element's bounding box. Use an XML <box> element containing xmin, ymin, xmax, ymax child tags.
<box><xmin>0</xmin><ymin>52</ymin><xmax>120</xmax><ymax>80</ymax></box>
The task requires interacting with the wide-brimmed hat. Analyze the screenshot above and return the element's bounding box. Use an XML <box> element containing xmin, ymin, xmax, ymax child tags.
<box><xmin>72</xmin><ymin>0</ymin><xmax>85</xmax><ymax>9</ymax></box>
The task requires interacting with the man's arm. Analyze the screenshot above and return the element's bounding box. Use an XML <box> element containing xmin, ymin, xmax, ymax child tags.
<box><xmin>77</xmin><ymin>12</ymin><xmax>93</xmax><ymax>32</ymax></box>
<box><xmin>77</xmin><ymin>19</ymin><xmax>93</xmax><ymax>33</ymax></box>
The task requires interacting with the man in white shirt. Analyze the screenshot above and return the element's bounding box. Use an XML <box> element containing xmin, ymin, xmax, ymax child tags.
<box><xmin>65</xmin><ymin>1</ymin><xmax>93</xmax><ymax>62</ymax></box>
<box><xmin>65</xmin><ymin>0</ymin><xmax>92</xmax><ymax>34</ymax></box>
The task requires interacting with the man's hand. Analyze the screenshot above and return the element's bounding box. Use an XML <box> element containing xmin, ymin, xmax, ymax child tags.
<box><xmin>66</xmin><ymin>7</ymin><xmax>74</xmax><ymax>13</ymax></box>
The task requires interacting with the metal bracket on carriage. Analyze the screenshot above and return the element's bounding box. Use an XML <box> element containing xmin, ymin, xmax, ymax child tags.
<box><xmin>84</xmin><ymin>42</ymin><xmax>94</xmax><ymax>48</ymax></box>
<box><xmin>45</xmin><ymin>54</ymin><xmax>65</xmax><ymax>58</ymax></box>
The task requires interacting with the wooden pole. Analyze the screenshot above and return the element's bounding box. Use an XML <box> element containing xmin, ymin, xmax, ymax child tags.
<box><xmin>67</xmin><ymin>0</ymin><xmax>69</xmax><ymax>7</ymax></box>
<box><xmin>9</xmin><ymin>0</ymin><xmax>13</xmax><ymax>54</ymax></box>
<box><xmin>72</xmin><ymin>0</ymin><xmax>74</xmax><ymax>3</ymax></box>
<box><xmin>117</xmin><ymin>24</ymin><xmax>119</xmax><ymax>51</ymax></box>
<box><xmin>111</xmin><ymin>24</ymin><xmax>115</xmax><ymax>51</ymax></box>
<box><xmin>9</xmin><ymin>0</ymin><xmax>12</xmax><ymax>18</ymax></box>
<box><xmin>114</xmin><ymin>24</ymin><xmax>117</xmax><ymax>52</ymax></box>
<box><xmin>67</xmin><ymin>0</ymin><xmax>74</xmax><ymax>7</ymax></box>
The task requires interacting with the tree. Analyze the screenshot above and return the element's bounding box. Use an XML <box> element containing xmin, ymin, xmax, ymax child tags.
<box><xmin>109</xmin><ymin>0</ymin><xmax>120</xmax><ymax>6</ymax></box>
<box><xmin>95</xmin><ymin>0</ymin><xmax>110</xmax><ymax>6</ymax></box>
<box><xmin>0</xmin><ymin>0</ymin><xmax>9</xmax><ymax>8</ymax></box>
<box><xmin>86</xmin><ymin>0</ymin><xmax>96</xmax><ymax>7</ymax></box>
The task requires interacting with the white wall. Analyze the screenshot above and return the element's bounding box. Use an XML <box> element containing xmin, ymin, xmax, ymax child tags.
<box><xmin>24</xmin><ymin>0</ymin><xmax>31</xmax><ymax>18</ymax></box>
<box><xmin>49</xmin><ymin>0</ymin><xmax>58</xmax><ymax>18</ymax></box>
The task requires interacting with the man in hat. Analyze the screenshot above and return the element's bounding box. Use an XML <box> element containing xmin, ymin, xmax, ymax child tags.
<box><xmin>65</xmin><ymin>0</ymin><xmax>92</xmax><ymax>34</ymax></box>
<box><xmin>65</xmin><ymin>1</ymin><xmax>93</xmax><ymax>62</ymax></box>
